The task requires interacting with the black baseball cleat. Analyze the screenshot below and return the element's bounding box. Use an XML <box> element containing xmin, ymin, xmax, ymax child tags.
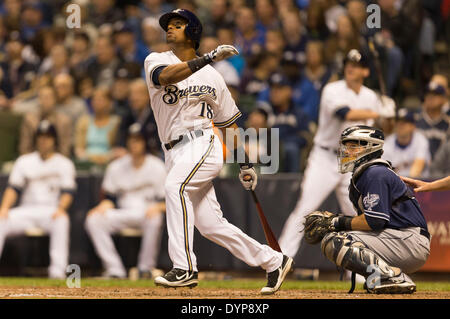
<box><xmin>260</xmin><ymin>255</ymin><xmax>293</xmax><ymax>295</ymax></box>
<box><xmin>154</xmin><ymin>268</ymin><xmax>199</xmax><ymax>288</ymax></box>
<box><xmin>366</xmin><ymin>273</ymin><xmax>416</xmax><ymax>294</ymax></box>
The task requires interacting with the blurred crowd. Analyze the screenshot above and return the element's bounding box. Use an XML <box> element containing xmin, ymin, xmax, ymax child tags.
<box><xmin>0</xmin><ymin>0</ymin><xmax>449</xmax><ymax>179</ymax></box>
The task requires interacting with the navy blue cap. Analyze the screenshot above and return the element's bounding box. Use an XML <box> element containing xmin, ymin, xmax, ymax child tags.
<box><xmin>344</xmin><ymin>49</ymin><xmax>369</xmax><ymax>68</ymax></box>
<box><xmin>36</xmin><ymin>120</ymin><xmax>57</xmax><ymax>138</ymax></box>
<box><xmin>425</xmin><ymin>82</ymin><xmax>446</xmax><ymax>96</ymax></box>
<box><xmin>269</xmin><ymin>73</ymin><xmax>291</xmax><ymax>87</ymax></box>
<box><xmin>113</xmin><ymin>21</ymin><xmax>134</xmax><ymax>34</ymax></box>
<box><xmin>397</xmin><ymin>108</ymin><xmax>416</xmax><ymax>124</ymax></box>
<box><xmin>127</xmin><ymin>123</ymin><xmax>146</xmax><ymax>139</ymax></box>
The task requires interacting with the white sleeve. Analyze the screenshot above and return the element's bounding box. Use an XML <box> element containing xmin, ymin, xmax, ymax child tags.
<box><xmin>416</xmin><ymin>132</ymin><xmax>431</xmax><ymax>162</ymax></box>
<box><xmin>144</xmin><ymin>52</ymin><xmax>169</xmax><ymax>89</ymax></box>
<box><xmin>8</xmin><ymin>157</ymin><xmax>26</xmax><ymax>190</ymax></box>
<box><xmin>101</xmin><ymin>164</ymin><xmax>118</xmax><ymax>195</ymax></box>
<box><xmin>321</xmin><ymin>84</ymin><xmax>350</xmax><ymax>115</ymax></box>
<box><xmin>212</xmin><ymin>75</ymin><xmax>242</xmax><ymax>128</ymax></box>
<box><xmin>60</xmin><ymin>159</ymin><xmax>76</xmax><ymax>192</ymax></box>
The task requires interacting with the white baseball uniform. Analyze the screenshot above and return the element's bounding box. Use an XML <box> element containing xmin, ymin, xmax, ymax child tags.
<box><xmin>0</xmin><ymin>151</ymin><xmax>76</xmax><ymax>278</ymax></box>
<box><xmin>279</xmin><ymin>79</ymin><xmax>384</xmax><ymax>258</ymax></box>
<box><xmin>144</xmin><ymin>51</ymin><xmax>283</xmax><ymax>273</ymax></box>
<box><xmin>85</xmin><ymin>154</ymin><xmax>166</xmax><ymax>277</ymax></box>
<box><xmin>382</xmin><ymin>131</ymin><xmax>431</xmax><ymax>178</ymax></box>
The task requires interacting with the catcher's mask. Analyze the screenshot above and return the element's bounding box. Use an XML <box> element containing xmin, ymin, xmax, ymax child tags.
<box><xmin>337</xmin><ymin>125</ymin><xmax>384</xmax><ymax>174</ymax></box>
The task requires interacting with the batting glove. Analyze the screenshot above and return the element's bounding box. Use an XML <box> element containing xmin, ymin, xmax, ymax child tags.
<box><xmin>378</xmin><ymin>95</ymin><xmax>396</xmax><ymax>118</ymax></box>
<box><xmin>239</xmin><ymin>164</ymin><xmax>258</xmax><ymax>191</ymax></box>
<box><xmin>205</xmin><ymin>45</ymin><xmax>239</xmax><ymax>62</ymax></box>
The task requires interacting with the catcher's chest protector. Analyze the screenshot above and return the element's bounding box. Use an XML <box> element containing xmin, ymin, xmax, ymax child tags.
<box><xmin>349</xmin><ymin>159</ymin><xmax>392</xmax><ymax>214</ymax></box>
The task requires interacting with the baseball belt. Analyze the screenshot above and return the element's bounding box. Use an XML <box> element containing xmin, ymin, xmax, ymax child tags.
<box><xmin>164</xmin><ymin>129</ymin><xmax>204</xmax><ymax>150</ymax></box>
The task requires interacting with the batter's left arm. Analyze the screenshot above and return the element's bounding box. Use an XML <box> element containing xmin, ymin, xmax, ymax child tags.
<box><xmin>219</xmin><ymin>123</ymin><xmax>258</xmax><ymax>191</ymax></box>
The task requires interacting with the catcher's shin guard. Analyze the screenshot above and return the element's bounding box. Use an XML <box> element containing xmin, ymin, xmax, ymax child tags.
<box><xmin>321</xmin><ymin>232</ymin><xmax>398</xmax><ymax>280</ymax></box>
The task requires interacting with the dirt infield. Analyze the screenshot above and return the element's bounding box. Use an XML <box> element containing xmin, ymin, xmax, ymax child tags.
<box><xmin>0</xmin><ymin>286</ymin><xmax>449</xmax><ymax>299</ymax></box>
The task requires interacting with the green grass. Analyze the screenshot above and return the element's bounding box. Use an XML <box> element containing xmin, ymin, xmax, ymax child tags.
<box><xmin>0</xmin><ymin>277</ymin><xmax>449</xmax><ymax>292</ymax></box>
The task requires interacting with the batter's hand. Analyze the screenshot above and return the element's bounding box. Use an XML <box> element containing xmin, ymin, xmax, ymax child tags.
<box><xmin>206</xmin><ymin>45</ymin><xmax>239</xmax><ymax>62</ymax></box>
<box><xmin>239</xmin><ymin>165</ymin><xmax>258</xmax><ymax>191</ymax></box>
<box><xmin>378</xmin><ymin>95</ymin><xmax>396</xmax><ymax>118</ymax></box>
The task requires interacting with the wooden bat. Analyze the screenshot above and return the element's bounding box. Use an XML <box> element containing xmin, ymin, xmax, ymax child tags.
<box><xmin>250</xmin><ymin>190</ymin><xmax>282</xmax><ymax>252</ymax></box>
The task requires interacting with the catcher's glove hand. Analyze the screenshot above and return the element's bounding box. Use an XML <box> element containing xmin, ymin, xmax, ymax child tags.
<box><xmin>303</xmin><ymin>211</ymin><xmax>337</xmax><ymax>244</ymax></box>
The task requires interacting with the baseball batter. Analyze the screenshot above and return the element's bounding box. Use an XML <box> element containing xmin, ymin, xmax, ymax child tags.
<box><xmin>279</xmin><ymin>49</ymin><xmax>396</xmax><ymax>259</ymax></box>
<box><xmin>85</xmin><ymin>123</ymin><xmax>166</xmax><ymax>278</ymax></box>
<box><xmin>0</xmin><ymin>120</ymin><xmax>75</xmax><ymax>279</ymax></box>
<box><xmin>144</xmin><ymin>9</ymin><xmax>292</xmax><ymax>295</ymax></box>
<box><xmin>303</xmin><ymin>125</ymin><xmax>430</xmax><ymax>294</ymax></box>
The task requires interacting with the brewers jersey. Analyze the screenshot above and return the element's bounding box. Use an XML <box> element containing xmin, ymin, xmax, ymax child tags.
<box><xmin>144</xmin><ymin>51</ymin><xmax>242</xmax><ymax>143</ymax></box>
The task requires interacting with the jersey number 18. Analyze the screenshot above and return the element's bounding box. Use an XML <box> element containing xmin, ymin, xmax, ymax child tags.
<box><xmin>199</xmin><ymin>102</ymin><xmax>213</xmax><ymax>119</ymax></box>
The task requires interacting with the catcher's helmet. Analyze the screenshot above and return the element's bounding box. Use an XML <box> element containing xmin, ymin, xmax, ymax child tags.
<box><xmin>159</xmin><ymin>8</ymin><xmax>202</xmax><ymax>49</ymax></box>
<box><xmin>337</xmin><ymin>125</ymin><xmax>384</xmax><ymax>174</ymax></box>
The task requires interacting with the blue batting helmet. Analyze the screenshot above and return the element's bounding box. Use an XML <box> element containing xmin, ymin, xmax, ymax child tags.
<box><xmin>159</xmin><ymin>8</ymin><xmax>202</xmax><ymax>49</ymax></box>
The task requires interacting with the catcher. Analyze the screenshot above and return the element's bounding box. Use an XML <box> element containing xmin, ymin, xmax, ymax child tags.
<box><xmin>303</xmin><ymin>125</ymin><xmax>430</xmax><ymax>294</ymax></box>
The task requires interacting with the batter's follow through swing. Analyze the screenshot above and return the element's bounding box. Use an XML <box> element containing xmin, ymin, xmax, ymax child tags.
<box><xmin>143</xmin><ymin>8</ymin><xmax>293</xmax><ymax>295</ymax></box>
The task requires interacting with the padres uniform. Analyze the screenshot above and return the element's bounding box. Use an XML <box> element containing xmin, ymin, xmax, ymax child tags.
<box><xmin>0</xmin><ymin>151</ymin><xmax>76</xmax><ymax>278</ymax></box>
<box><xmin>279</xmin><ymin>79</ymin><xmax>384</xmax><ymax>258</ymax></box>
<box><xmin>144</xmin><ymin>51</ymin><xmax>283</xmax><ymax>275</ymax></box>
<box><xmin>85</xmin><ymin>153</ymin><xmax>166</xmax><ymax>278</ymax></box>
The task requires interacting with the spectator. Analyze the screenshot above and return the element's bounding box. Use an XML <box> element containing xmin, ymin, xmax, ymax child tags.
<box><xmin>38</xmin><ymin>43</ymin><xmax>69</xmax><ymax>77</ymax></box>
<box><xmin>115</xmin><ymin>79</ymin><xmax>160</xmax><ymax>157</ymax></box>
<box><xmin>138</xmin><ymin>0</ymin><xmax>174</xmax><ymax>19</ymax></box>
<box><xmin>113</xmin><ymin>21</ymin><xmax>150</xmax><ymax>65</ymax></box>
<box><xmin>111</xmin><ymin>63</ymin><xmax>141</xmax><ymax>118</ymax></box>
<box><xmin>294</xmin><ymin>40</ymin><xmax>334</xmax><ymax>123</ymax></box>
<box><xmin>255</xmin><ymin>0</ymin><xmax>280</xmax><ymax>33</ymax></box>
<box><xmin>75</xmin><ymin>86</ymin><xmax>120</xmax><ymax>166</ymax></box>
<box><xmin>429</xmin><ymin>138</ymin><xmax>450</xmax><ymax>178</ymax></box>
<box><xmin>264</xmin><ymin>29</ymin><xmax>286</xmax><ymax>59</ymax></box>
<box><xmin>234</xmin><ymin>6</ymin><xmax>265</xmax><ymax>58</ymax></box>
<box><xmin>20</xmin><ymin>2</ymin><xmax>49</xmax><ymax>43</ymax></box>
<box><xmin>0</xmin><ymin>30</ymin><xmax>36</xmax><ymax>98</ymax></box>
<box><xmin>325</xmin><ymin>14</ymin><xmax>362</xmax><ymax>75</ymax></box>
<box><xmin>85</xmin><ymin>123</ymin><xmax>166</xmax><ymax>279</ymax></box>
<box><xmin>281</xmin><ymin>10</ymin><xmax>308</xmax><ymax>67</ymax></box>
<box><xmin>416</xmin><ymin>81</ymin><xmax>450</xmax><ymax>160</ymax></box>
<box><xmin>260</xmin><ymin>73</ymin><xmax>310</xmax><ymax>172</ymax></box>
<box><xmin>0</xmin><ymin>120</ymin><xmax>75</xmax><ymax>279</ymax></box>
<box><xmin>69</xmin><ymin>31</ymin><xmax>93</xmax><ymax>81</ymax></box>
<box><xmin>19</xmin><ymin>86</ymin><xmax>72</xmax><ymax>157</ymax></box>
<box><xmin>202</xmin><ymin>0</ymin><xmax>234</xmax><ymax>36</ymax></box>
<box><xmin>0</xmin><ymin>89</ymin><xmax>22</xmax><ymax>166</ymax></box>
<box><xmin>383</xmin><ymin>109</ymin><xmax>431</xmax><ymax>178</ymax></box>
<box><xmin>53</xmin><ymin>73</ymin><xmax>88</xmax><ymax>125</ymax></box>
<box><xmin>85</xmin><ymin>35</ymin><xmax>121</xmax><ymax>87</ymax></box>
<box><xmin>244</xmin><ymin>108</ymin><xmax>272</xmax><ymax>167</ymax></box>
<box><xmin>87</xmin><ymin>0</ymin><xmax>124</xmax><ymax>27</ymax></box>
<box><xmin>430</xmin><ymin>74</ymin><xmax>449</xmax><ymax>115</ymax></box>
<box><xmin>239</xmin><ymin>51</ymin><xmax>279</xmax><ymax>99</ymax></box>
<box><xmin>141</xmin><ymin>17</ymin><xmax>165</xmax><ymax>51</ymax></box>
<box><xmin>0</xmin><ymin>0</ymin><xmax>22</xmax><ymax>31</ymax></box>
<box><xmin>346</xmin><ymin>0</ymin><xmax>370</xmax><ymax>37</ymax></box>
<box><xmin>305</xmin><ymin>0</ymin><xmax>329</xmax><ymax>41</ymax></box>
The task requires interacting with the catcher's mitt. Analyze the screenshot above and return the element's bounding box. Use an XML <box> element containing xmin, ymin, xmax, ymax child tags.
<box><xmin>303</xmin><ymin>211</ymin><xmax>337</xmax><ymax>244</ymax></box>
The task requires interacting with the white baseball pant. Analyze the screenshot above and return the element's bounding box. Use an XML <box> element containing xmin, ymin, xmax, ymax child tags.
<box><xmin>85</xmin><ymin>208</ymin><xmax>164</xmax><ymax>277</ymax></box>
<box><xmin>279</xmin><ymin>145</ymin><xmax>356</xmax><ymax>258</ymax></box>
<box><xmin>163</xmin><ymin>128</ymin><xmax>283</xmax><ymax>273</ymax></box>
<box><xmin>0</xmin><ymin>205</ymin><xmax>69</xmax><ymax>278</ymax></box>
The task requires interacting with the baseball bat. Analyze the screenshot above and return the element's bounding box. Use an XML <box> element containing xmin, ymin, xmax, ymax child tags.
<box><xmin>368</xmin><ymin>37</ymin><xmax>387</xmax><ymax>97</ymax></box>
<box><xmin>250</xmin><ymin>190</ymin><xmax>282</xmax><ymax>252</ymax></box>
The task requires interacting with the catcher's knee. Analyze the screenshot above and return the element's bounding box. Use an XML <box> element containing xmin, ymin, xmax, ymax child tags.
<box><xmin>321</xmin><ymin>232</ymin><xmax>397</xmax><ymax>279</ymax></box>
